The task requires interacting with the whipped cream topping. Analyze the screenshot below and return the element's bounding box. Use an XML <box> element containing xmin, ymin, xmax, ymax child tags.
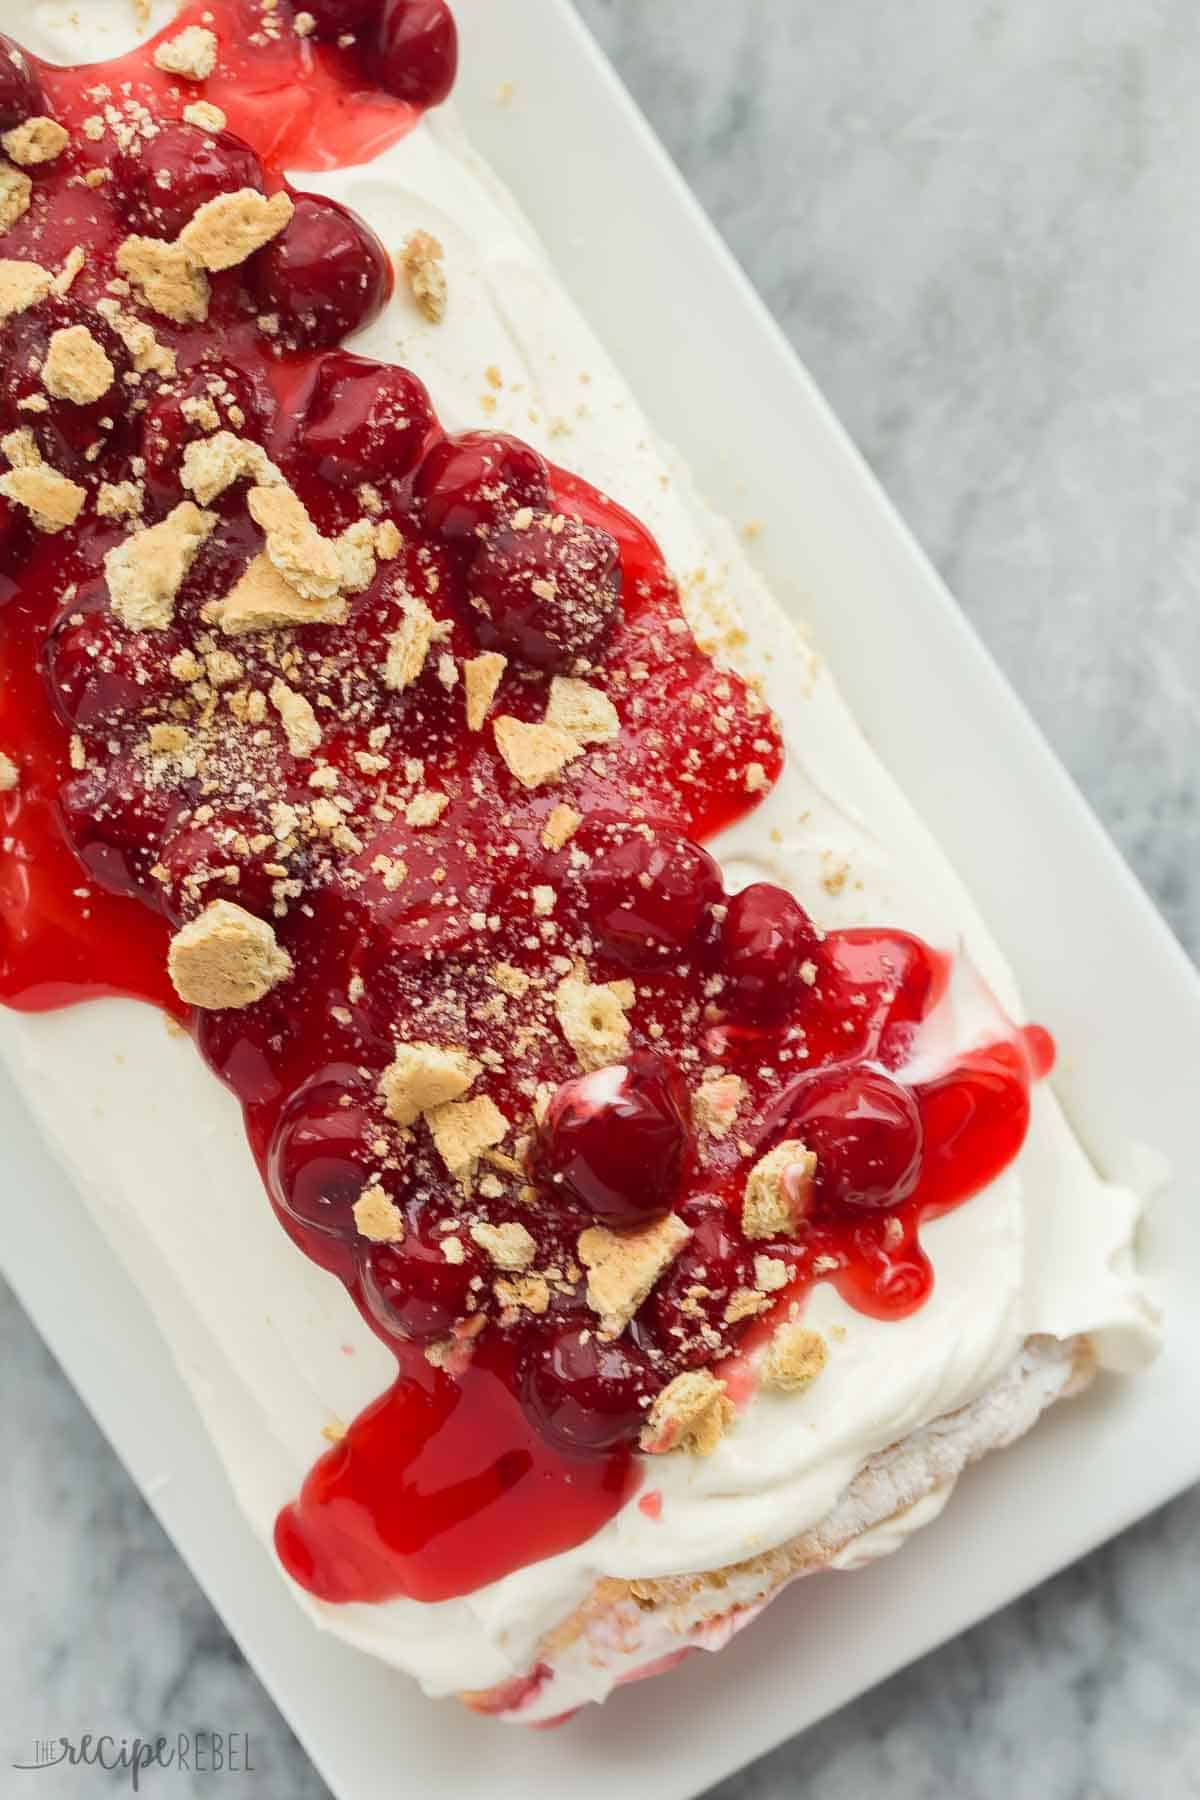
<box><xmin>1</xmin><ymin>0</ymin><xmax>1160</xmax><ymax>1714</ymax></box>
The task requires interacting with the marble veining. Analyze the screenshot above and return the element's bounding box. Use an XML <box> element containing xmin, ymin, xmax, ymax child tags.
<box><xmin>3</xmin><ymin>0</ymin><xmax>1199</xmax><ymax>1794</ymax></box>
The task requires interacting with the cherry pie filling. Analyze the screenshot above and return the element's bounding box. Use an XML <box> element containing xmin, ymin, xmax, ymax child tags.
<box><xmin>0</xmin><ymin>2</ymin><xmax>1050</xmax><ymax>1608</ymax></box>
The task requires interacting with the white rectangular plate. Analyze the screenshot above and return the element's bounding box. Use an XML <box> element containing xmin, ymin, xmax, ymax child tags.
<box><xmin>5</xmin><ymin>1</ymin><xmax>1200</xmax><ymax>1796</ymax></box>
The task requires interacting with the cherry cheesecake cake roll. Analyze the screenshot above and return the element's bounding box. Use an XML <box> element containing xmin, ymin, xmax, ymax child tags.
<box><xmin>0</xmin><ymin>0</ymin><xmax>1158</xmax><ymax>1723</ymax></box>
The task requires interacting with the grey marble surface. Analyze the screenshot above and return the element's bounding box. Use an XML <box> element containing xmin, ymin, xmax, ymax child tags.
<box><xmin>4</xmin><ymin>0</ymin><xmax>1200</xmax><ymax>1794</ymax></box>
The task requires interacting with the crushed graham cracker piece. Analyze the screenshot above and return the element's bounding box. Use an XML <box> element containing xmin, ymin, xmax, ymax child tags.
<box><xmin>762</xmin><ymin>1324</ymin><xmax>828</xmax><ymax>1393</ymax></box>
<box><xmin>0</xmin><ymin>751</ymin><xmax>18</xmax><ymax>791</ymax></box>
<box><xmin>725</xmin><ymin>1287</ymin><xmax>769</xmax><ymax>1325</ymax></box>
<box><xmin>183</xmin><ymin>100</ymin><xmax>227</xmax><ymax>131</ymax></box>
<box><xmin>405</xmin><ymin>790</ymin><xmax>448</xmax><ymax>828</ymax></box>
<box><xmin>742</xmin><ymin>1139</ymin><xmax>816</xmax><ymax>1239</ymax></box>
<box><xmin>167</xmin><ymin>899</ymin><xmax>292</xmax><ymax>1009</ymax></box>
<box><xmin>116</xmin><ymin>235</ymin><xmax>209</xmax><ymax>323</ymax></box>
<box><xmin>426</xmin><ymin>1094</ymin><xmax>509</xmax><ymax>1195</ymax></box>
<box><xmin>52</xmin><ymin>245</ymin><xmax>86</xmax><ymax>296</ymax></box>
<box><xmin>335</xmin><ymin>519</ymin><xmax>380</xmax><ymax>592</ymax></box>
<box><xmin>554</xmin><ymin>967</ymin><xmax>633</xmax><ymax>1070</ymax></box>
<box><xmin>544</xmin><ymin>675</ymin><xmax>619</xmax><ymax>745</ymax></box>
<box><xmin>378</xmin><ymin>1041</ymin><xmax>480</xmax><ymax>1126</ymax></box>
<box><xmin>0</xmin><ymin>163</ymin><xmax>32</xmax><ymax>234</ymax></box>
<box><xmin>178</xmin><ymin>187</ymin><xmax>294</xmax><ymax>272</ymax></box>
<box><xmin>180</xmin><ymin>431</ymin><xmax>281</xmax><ymax>503</ymax></box>
<box><xmin>247</xmin><ymin>482</ymin><xmax>343</xmax><ymax>599</ymax></box>
<box><xmin>0</xmin><ymin>429</ymin><xmax>85</xmax><ymax>533</ymax></box>
<box><xmin>463</xmin><ymin>651</ymin><xmax>506</xmax><ymax>730</ymax></box>
<box><xmin>693</xmin><ymin>1072</ymin><xmax>745</xmax><ymax>1141</ymax></box>
<box><xmin>578</xmin><ymin>1213</ymin><xmax>690</xmax><ymax>1336</ymax></box>
<box><xmin>493</xmin><ymin>716</ymin><xmax>581</xmax><ymax>789</ymax></box>
<box><xmin>494</xmin><ymin>1273</ymin><xmax>550</xmax><ymax>1315</ymax></box>
<box><xmin>383</xmin><ymin>596</ymin><xmax>444</xmax><ymax>691</ymax></box>
<box><xmin>753</xmin><ymin>1253</ymin><xmax>790</xmax><ymax>1294</ymax></box>
<box><xmin>470</xmin><ymin>1220</ymin><xmax>536</xmax><ymax>1271</ymax></box>
<box><xmin>352</xmin><ymin>1183</ymin><xmax>406</xmax><ymax>1244</ymax></box>
<box><xmin>42</xmin><ymin>325</ymin><xmax>114</xmax><ymax>405</ymax></box>
<box><xmin>640</xmin><ymin>1370</ymin><xmax>734</xmax><ymax>1457</ymax></box>
<box><xmin>542</xmin><ymin>803</ymin><xmax>582</xmax><ymax>851</ymax></box>
<box><xmin>0</xmin><ymin>258</ymin><xmax>52</xmax><ymax>320</ymax></box>
<box><xmin>2</xmin><ymin>116</ymin><xmax>68</xmax><ymax>166</ymax></box>
<box><xmin>211</xmin><ymin>552</ymin><xmax>347</xmax><ymax>635</ymax></box>
<box><xmin>96</xmin><ymin>480</ymin><xmax>144</xmax><ymax>522</ymax></box>
<box><xmin>93</xmin><ymin>298</ymin><xmax>175</xmax><ymax>376</ymax></box>
<box><xmin>153</xmin><ymin>24</ymin><xmax>219</xmax><ymax>80</ymax></box>
<box><xmin>269</xmin><ymin>678</ymin><xmax>321</xmax><ymax>757</ymax></box>
<box><xmin>104</xmin><ymin>501</ymin><xmax>215</xmax><ymax>630</ymax></box>
<box><xmin>400</xmin><ymin>229</ymin><xmax>447</xmax><ymax>323</ymax></box>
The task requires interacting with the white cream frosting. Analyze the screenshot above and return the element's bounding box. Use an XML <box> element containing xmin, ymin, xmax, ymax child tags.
<box><xmin>1</xmin><ymin>0</ymin><xmax>1160</xmax><ymax>1717</ymax></box>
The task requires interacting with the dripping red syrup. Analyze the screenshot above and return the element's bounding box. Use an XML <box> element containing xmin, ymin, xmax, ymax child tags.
<box><xmin>0</xmin><ymin>3</ymin><xmax>1053</xmax><ymax>1611</ymax></box>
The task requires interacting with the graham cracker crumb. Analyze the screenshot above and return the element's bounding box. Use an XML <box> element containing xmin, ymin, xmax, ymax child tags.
<box><xmin>742</xmin><ymin>1140</ymin><xmax>816</xmax><ymax>1239</ymax></box>
<box><xmin>353</xmin><ymin>1183</ymin><xmax>406</xmax><ymax>1244</ymax></box>
<box><xmin>494</xmin><ymin>1273</ymin><xmax>550</xmax><ymax>1314</ymax></box>
<box><xmin>0</xmin><ymin>164</ymin><xmax>32</xmax><ymax>235</ymax></box>
<box><xmin>269</xmin><ymin>678</ymin><xmax>321</xmax><ymax>757</ymax></box>
<box><xmin>384</xmin><ymin>596</ymin><xmax>444</xmax><ymax>691</ymax></box>
<box><xmin>554</xmin><ymin>967</ymin><xmax>633</xmax><ymax>1070</ymax></box>
<box><xmin>0</xmin><ymin>429</ymin><xmax>85</xmax><ymax>533</ymax></box>
<box><xmin>426</xmin><ymin>1094</ymin><xmax>509</xmax><ymax>1194</ymax></box>
<box><xmin>753</xmin><ymin>1253</ymin><xmax>790</xmax><ymax>1294</ymax></box>
<box><xmin>0</xmin><ymin>751</ymin><xmax>18</xmax><ymax>791</ymax></box>
<box><xmin>493</xmin><ymin>716</ymin><xmax>581</xmax><ymax>789</ymax></box>
<box><xmin>405</xmin><ymin>789</ymin><xmax>449</xmax><ymax>828</ymax></box>
<box><xmin>544</xmin><ymin>675</ymin><xmax>619</xmax><ymax>745</ymax></box>
<box><xmin>763</xmin><ymin>1324</ymin><xmax>828</xmax><ymax>1393</ymax></box>
<box><xmin>378</xmin><ymin>1041</ymin><xmax>480</xmax><ymax>1126</ymax></box>
<box><xmin>52</xmin><ymin>246</ymin><xmax>87</xmax><ymax>296</ymax></box>
<box><xmin>470</xmin><ymin>1220</ymin><xmax>536</xmax><ymax>1271</ymax></box>
<box><xmin>96</xmin><ymin>480</ymin><xmax>144</xmax><ymax>522</ymax></box>
<box><xmin>463</xmin><ymin>651</ymin><xmax>506</xmax><ymax>730</ymax></box>
<box><xmin>168</xmin><ymin>899</ymin><xmax>292</xmax><ymax>1009</ymax></box>
<box><xmin>104</xmin><ymin>502</ymin><xmax>215</xmax><ymax>630</ymax></box>
<box><xmin>153</xmin><ymin>25</ymin><xmax>219</xmax><ymax>80</ymax></box>
<box><xmin>400</xmin><ymin>229</ymin><xmax>447</xmax><ymax>323</ymax></box>
<box><xmin>640</xmin><ymin>1370</ymin><xmax>733</xmax><ymax>1457</ymax></box>
<box><xmin>212</xmin><ymin>552</ymin><xmax>346</xmax><ymax>635</ymax></box>
<box><xmin>94</xmin><ymin>299</ymin><xmax>176</xmax><ymax>376</ymax></box>
<box><xmin>247</xmin><ymin>482</ymin><xmax>343</xmax><ymax>600</ymax></box>
<box><xmin>42</xmin><ymin>325</ymin><xmax>114</xmax><ymax>405</ymax></box>
<box><xmin>542</xmin><ymin>802</ymin><xmax>582</xmax><ymax>851</ymax></box>
<box><xmin>0</xmin><ymin>258</ymin><xmax>52</xmax><ymax>320</ymax></box>
<box><xmin>179</xmin><ymin>187</ymin><xmax>294</xmax><ymax>272</ymax></box>
<box><xmin>693</xmin><ymin>1072</ymin><xmax>745</xmax><ymax>1141</ymax></box>
<box><xmin>183</xmin><ymin>100</ymin><xmax>227</xmax><ymax>131</ymax></box>
<box><xmin>2</xmin><ymin>117</ymin><xmax>68</xmax><ymax>166</ymax></box>
<box><xmin>578</xmin><ymin>1213</ymin><xmax>690</xmax><ymax>1336</ymax></box>
<box><xmin>116</xmin><ymin>235</ymin><xmax>209</xmax><ymax>323</ymax></box>
<box><xmin>181</xmin><ymin>431</ymin><xmax>281</xmax><ymax>504</ymax></box>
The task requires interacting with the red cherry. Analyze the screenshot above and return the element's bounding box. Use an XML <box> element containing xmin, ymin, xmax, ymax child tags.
<box><xmin>533</xmin><ymin>1052</ymin><xmax>691</xmax><ymax>1226</ymax></box>
<box><xmin>301</xmin><ymin>350</ymin><xmax>435</xmax><ymax>487</ymax></box>
<box><xmin>767</xmin><ymin>1065</ymin><xmax>923</xmax><ymax>1211</ymax></box>
<box><xmin>519</xmin><ymin>1325</ymin><xmax>657</xmax><ymax>1453</ymax></box>
<box><xmin>45</xmin><ymin>600</ymin><xmax>178</xmax><ymax>732</ymax></box>
<box><xmin>720</xmin><ymin>882</ymin><xmax>822</xmax><ymax>1022</ymax></box>
<box><xmin>0</xmin><ymin>33</ymin><xmax>44</xmax><ymax>130</ymax></box>
<box><xmin>573</xmin><ymin>818</ymin><xmax>723</xmax><ymax>970</ymax></box>
<box><xmin>299</xmin><ymin>0</ymin><xmax>376</xmax><ymax>32</ymax></box>
<box><xmin>269</xmin><ymin>1068</ymin><xmax>385</xmax><ymax>1239</ymax></box>
<box><xmin>360</xmin><ymin>1217</ymin><xmax>484</xmax><ymax>1343</ymax></box>
<box><xmin>139</xmin><ymin>362</ymin><xmax>272</xmax><ymax>506</ymax></box>
<box><xmin>247</xmin><ymin>192</ymin><xmax>393</xmax><ymax>351</ymax></box>
<box><xmin>114</xmin><ymin>124</ymin><xmax>264</xmax><ymax>239</ymax></box>
<box><xmin>376</xmin><ymin>0</ymin><xmax>458</xmax><ymax>109</ymax></box>
<box><xmin>416</xmin><ymin>431</ymin><xmax>550</xmax><ymax>540</ymax></box>
<box><xmin>469</xmin><ymin>513</ymin><xmax>621</xmax><ymax>672</ymax></box>
<box><xmin>639</xmin><ymin>1207</ymin><xmax>754</xmax><ymax>1369</ymax></box>
<box><xmin>156</xmin><ymin>813</ymin><xmax>282</xmax><ymax>925</ymax></box>
<box><xmin>0</xmin><ymin>297</ymin><xmax>131</xmax><ymax>474</ymax></box>
<box><xmin>59</xmin><ymin>756</ymin><xmax>183</xmax><ymax>902</ymax></box>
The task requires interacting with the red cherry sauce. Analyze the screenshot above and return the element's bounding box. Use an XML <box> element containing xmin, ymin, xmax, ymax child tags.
<box><xmin>0</xmin><ymin>6</ymin><xmax>1052</xmax><ymax>1613</ymax></box>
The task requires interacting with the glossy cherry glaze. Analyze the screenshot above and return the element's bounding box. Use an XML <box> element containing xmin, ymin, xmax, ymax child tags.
<box><xmin>0</xmin><ymin>5</ymin><xmax>1051</xmax><ymax>1609</ymax></box>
